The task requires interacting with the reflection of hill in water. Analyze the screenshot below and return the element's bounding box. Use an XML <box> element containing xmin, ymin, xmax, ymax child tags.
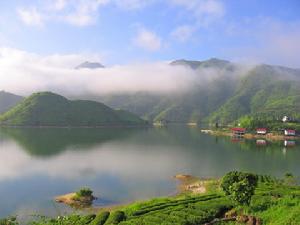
<box><xmin>0</xmin><ymin>128</ymin><xmax>143</xmax><ymax>156</ymax></box>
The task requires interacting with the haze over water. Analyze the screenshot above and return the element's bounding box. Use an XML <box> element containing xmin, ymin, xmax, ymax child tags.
<box><xmin>0</xmin><ymin>126</ymin><xmax>299</xmax><ymax>218</ymax></box>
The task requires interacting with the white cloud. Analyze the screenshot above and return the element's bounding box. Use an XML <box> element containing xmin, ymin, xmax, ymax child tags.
<box><xmin>52</xmin><ymin>0</ymin><xmax>68</xmax><ymax>11</ymax></box>
<box><xmin>16</xmin><ymin>0</ymin><xmax>156</xmax><ymax>27</ymax></box>
<box><xmin>170</xmin><ymin>0</ymin><xmax>225</xmax><ymax>26</ymax></box>
<box><xmin>0</xmin><ymin>47</ymin><xmax>208</xmax><ymax>96</ymax></box>
<box><xmin>114</xmin><ymin>0</ymin><xmax>155</xmax><ymax>10</ymax></box>
<box><xmin>171</xmin><ymin>25</ymin><xmax>195</xmax><ymax>42</ymax></box>
<box><xmin>17</xmin><ymin>0</ymin><xmax>109</xmax><ymax>27</ymax></box>
<box><xmin>62</xmin><ymin>0</ymin><xmax>110</xmax><ymax>26</ymax></box>
<box><xmin>17</xmin><ymin>7</ymin><xmax>44</xmax><ymax>26</ymax></box>
<box><xmin>133</xmin><ymin>28</ymin><xmax>162</xmax><ymax>51</ymax></box>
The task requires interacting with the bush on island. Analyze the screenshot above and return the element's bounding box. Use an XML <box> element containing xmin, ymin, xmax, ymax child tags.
<box><xmin>75</xmin><ymin>187</ymin><xmax>93</xmax><ymax>198</ymax></box>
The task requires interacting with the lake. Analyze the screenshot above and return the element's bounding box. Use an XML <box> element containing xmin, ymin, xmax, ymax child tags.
<box><xmin>0</xmin><ymin>126</ymin><xmax>299</xmax><ymax>219</ymax></box>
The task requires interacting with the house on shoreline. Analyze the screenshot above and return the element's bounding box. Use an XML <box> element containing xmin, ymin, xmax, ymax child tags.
<box><xmin>256</xmin><ymin>128</ymin><xmax>267</xmax><ymax>135</ymax></box>
<box><xmin>231</xmin><ymin>128</ymin><xmax>246</xmax><ymax>136</ymax></box>
<box><xmin>284</xmin><ymin>129</ymin><xmax>296</xmax><ymax>136</ymax></box>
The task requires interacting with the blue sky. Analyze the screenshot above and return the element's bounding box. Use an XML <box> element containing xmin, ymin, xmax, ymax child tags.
<box><xmin>0</xmin><ymin>0</ymin><xmax>300</xmax><ymax>67</ymax></box>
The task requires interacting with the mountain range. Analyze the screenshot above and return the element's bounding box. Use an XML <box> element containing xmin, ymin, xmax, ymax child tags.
<box><xmin>97</xmin><ymin>58</ymin><xmax>300</xmax><ymax>124</ymax></box>
<box><xmin>1</xmin><ymin>58</ymin><xmax>300</xmax><ymax>125</ymax></box>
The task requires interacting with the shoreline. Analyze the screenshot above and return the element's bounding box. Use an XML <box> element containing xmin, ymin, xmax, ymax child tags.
<box><xmin>201</xmin><ymin>129</ymin><xmax>300</xmax><ymax>141</ymax></box>
<box><xmin>57</xmin><ymin>174</ymin><xmax>213</xmax><ymax>212</ymax></box>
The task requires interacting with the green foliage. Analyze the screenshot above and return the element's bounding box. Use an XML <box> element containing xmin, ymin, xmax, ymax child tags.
<box><xmin>221</xmin><ymin>171</ymin><xmax>258</xmax><ymax>206</ymax></box>
<box><xmin>0</xmin><ymin>92</ymin><xmax>146</xmax><ymax>126</ymax></box>
<box><xmin>209</xmin><ymin>65</ymin><xmax>300</xmax><ymax>124</ymax></box>
<box><xmin>105</xmin><ymin>211</ymin><xmax>126</xmax><ymax>224</ymax></box>
<box><xmin>90</xmin><ymin>211</ymin><xmax>110</xmax><ymax>225</ymax></box>
<box><xmin>97</xmin><ymin>61</ymin><xmax>300</xmax><ymax>124</ymax></box>
<box><xmin>76</xmin><ymin>188</ymin><xmax>93</xmax><ymax>197</ymax></box>
<box><xmin>0</xmin><ymin>216</ymin><xmax>18</xmax><ymax>225</ymax></box>
<box><xmin>30</xmin><ymin>214</ymin><xmax>96</xmax><ymax>225</ymax></box>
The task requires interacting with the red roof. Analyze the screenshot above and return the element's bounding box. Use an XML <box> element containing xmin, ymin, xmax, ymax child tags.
<box><xmin>256</xmin><ymin>128</ymin><xmax>267</xmax><ymax>131</ymax></box>
<box><xmin>285</xmin><ymin>129</ymin><xmax>296</xmax><ymax>133</ymax></box>
<box><xmin>231</xmin><ymin>128</ymin><xmax>246</xmax><ymax>132</ymax></box>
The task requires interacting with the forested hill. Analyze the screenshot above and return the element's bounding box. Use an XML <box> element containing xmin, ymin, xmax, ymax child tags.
<box><xmin>98</xmin><ymin>59</ymin><xmax>300</xmax><ymax>124</ymax></box>
<box><xmin>0</xmin><ymin>92</ymin><xmax>146</xmax><ymax>127</ymax></box>
<box><xmin>2</xmin><ymin>59</ymin><xmax>300</xmax><ymax>125</ymax></box>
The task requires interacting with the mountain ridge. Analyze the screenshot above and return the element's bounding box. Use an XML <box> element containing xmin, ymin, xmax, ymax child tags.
<box><xmin>0</xmin><ymin>92</ymin><xmax>146</xmax><ymax>127</ymax></box>
<box><xmin>0</xmin><ymin>91</ymin><xmax>23</xmax><ymax>114</ymax></box>
<box><xmin>75</xmin><ymin>61</ymin><xmax>105</xmax><ymax>69</ymax></box>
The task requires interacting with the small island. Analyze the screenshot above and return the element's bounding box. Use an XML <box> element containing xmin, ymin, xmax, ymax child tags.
<box><xmin>55</xmin><ymin>187</ymin><xmax>96</xmax><ymax>208</ymax></box>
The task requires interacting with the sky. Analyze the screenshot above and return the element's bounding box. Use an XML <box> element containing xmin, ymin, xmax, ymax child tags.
<box><xmin>0</xmin><ymin>0</ymin><xmax>300</xmax><ymax>67</ymax></box>
<box><xmin>0</xmin><ymin>0</ymin><xmax>300</xmax><ymax>96</ymax></box>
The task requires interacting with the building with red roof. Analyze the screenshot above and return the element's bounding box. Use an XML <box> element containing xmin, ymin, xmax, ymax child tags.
<box><xmin>256</xmin><ymin>128</ymin><xmax>267</xmax><ymax>135</ymax></box>
<box><xmin>231</xmin><ymin>127</ymin><xmax>246</xmax><ymax>136</ymax></box>
<box><xmin>284</xmin><ymin>129</ymin><xmax>296</xmax><ymax>136</ymax></box>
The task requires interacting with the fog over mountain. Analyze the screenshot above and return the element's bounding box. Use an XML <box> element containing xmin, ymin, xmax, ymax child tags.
<box><xmin>0</xmin><ymin>48</ymin><xmax>249</xmax><ymax>97</ymax></box>
<box><xmin>1</xmin><ymin>47</ymin><xmax>300</xmax><ymax>123</ymax></box>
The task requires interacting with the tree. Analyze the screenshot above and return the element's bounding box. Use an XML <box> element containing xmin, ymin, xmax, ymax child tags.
<box><xmin>221</xmin><ymin>171</ymin><xmax>258</xmax><ymax>206</ymax></box>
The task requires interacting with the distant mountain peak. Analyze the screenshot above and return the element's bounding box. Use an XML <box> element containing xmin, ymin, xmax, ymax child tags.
<box><xmin>170</xmin><ymin>58</ymin><xmax>230</xmax><ymax>70</ymax></box>
<box><xmin>75</xmin><ymin>61</ymin><xmax>105</xmax><ymax>69</ymax></box>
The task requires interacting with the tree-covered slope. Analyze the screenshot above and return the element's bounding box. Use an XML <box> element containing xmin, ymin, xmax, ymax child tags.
<box><xmin>99</xmin><ymin>60</ymin><xmax>300</xmax><ymax>124</ymax></box>
<box><xmin>209</xmin><ymin>65</ymin><xmax>300</xmax><ymax>123</ymax></box>
<box><xmin>0</xmin><ymin>91</ymin><xmax>23</xmax><ymax>114</ymax></box>
<box><xmin>0</xmin><ymin>92</ymin><xmax>146</xmax><ymax>126</ymax></box>
<box><xmin>99</xmin><ymin>58</ymin><xmax>239</xmax><ymax>123</ymax></box>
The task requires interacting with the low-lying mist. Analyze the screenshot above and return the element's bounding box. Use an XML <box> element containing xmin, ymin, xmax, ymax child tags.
<box><xmin>0</xmin><ymin>48</ymin><xmax>252</xmax><ymax>97</ymax></box>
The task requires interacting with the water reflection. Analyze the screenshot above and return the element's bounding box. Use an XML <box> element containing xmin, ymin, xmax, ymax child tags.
<box><xmin>0</xmin><ymin>126</ymin><xmax>299</xmax><ymax>218</ymax></box>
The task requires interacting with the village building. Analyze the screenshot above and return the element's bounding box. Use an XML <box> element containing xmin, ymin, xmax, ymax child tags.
<box><xmin>256</xmin><ymin>128</ymin><xmax>267</xmax><ymax>135</ymax></box>
<box><xmin>231</xmin><ymin>128</ymin><xmax>246</xmax><ymax>136</ymax></box>
<box><xmin>284</xmin><ymin>129</ymin><xmax>296</xmax><ymax>136</ymax></box>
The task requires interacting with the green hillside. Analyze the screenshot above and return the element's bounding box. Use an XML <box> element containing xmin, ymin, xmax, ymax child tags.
<box><xmin>99</xmin><ymin>58</ymin><xmax>238</xmax><ymax>123</ymax></box>
<box><xmin>209</xmin><ymin>65</ymin><xmax>300</xmax><ymax>123</ymax></box>
<box><xmin>0</xmin><ymin>92</ymin><xmax>146</xmax><ymax>126</ymax></box>
<box><xmin>0</xmin><ymin>91</ymin><xmax>23</xmax><ymax>114</ymax></box>
<box><xmin>98</xmin><ymin>60</ymin><xmax>300</xmax><ymax>124</ymax></box>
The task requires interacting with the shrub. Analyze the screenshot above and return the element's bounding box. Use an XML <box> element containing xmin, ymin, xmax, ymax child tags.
<box><xmin>76</xmin><ymin>187</ymin><xmax>93</xmax><ymax>197</ymax></box>
<box><xmin>221</xmin><ymin>171</ymin><xmax>258</xmax><ymax>206</ymax></box>
<box><xmin>91</xmin><ymin>211</ymin><xmax>110</xmax><ymax>225</ymax></box>
<box><xmin>105</xmin><ymin>211</ymin><xmax>126</xmax><ymax>224</ymax></box>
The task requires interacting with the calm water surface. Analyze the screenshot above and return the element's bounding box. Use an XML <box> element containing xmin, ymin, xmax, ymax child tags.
<box><xmin>0</xmin><ymin>126</ymin><xmax>299</xmax><ymax>218</ymax></box>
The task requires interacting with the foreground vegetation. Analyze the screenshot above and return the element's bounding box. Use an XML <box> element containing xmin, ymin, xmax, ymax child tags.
<box><xmin>2</xmin><ymin>172</ymin><xmax>299</xmax><ymax>225</ymax></box>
